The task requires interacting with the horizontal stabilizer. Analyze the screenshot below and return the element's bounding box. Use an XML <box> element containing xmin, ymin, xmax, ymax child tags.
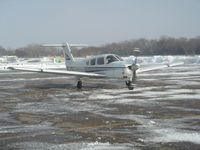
<box><xmin>42</xmin><ymin>43</ymin><xmax>88</xmax><ymax>47</ymax></box>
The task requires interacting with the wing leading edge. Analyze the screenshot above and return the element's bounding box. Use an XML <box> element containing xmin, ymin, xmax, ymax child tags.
<box><xmin>137</xmin><ymin>61</ymin><xmax>184</xmax><ymax>73</ymax></box>
<box><xmin>8</xmin><ymin>67</ymin><xmax>106</xmax><ymax>78</ymax></box>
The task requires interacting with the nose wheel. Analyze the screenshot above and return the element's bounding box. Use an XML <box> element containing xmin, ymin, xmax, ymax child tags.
<box><xmin>126</xmin><ymin>81</ymin><xmax>134</xmax><ymax>90</ymax></box>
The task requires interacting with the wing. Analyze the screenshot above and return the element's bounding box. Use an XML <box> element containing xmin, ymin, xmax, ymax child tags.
<box><xmin>0</xmin><ymin>66</ymin><xmax>6</xmax><ymax>70</ymax></box>
<box><xmin>8</xmin><ymin>67</ymin><xmax>106</xmax><ymax>78</ymax></box>
<box><xmin>137</xmin><ymin>61</ymin><xmax>184</xmax><ymax>73</ymax></box>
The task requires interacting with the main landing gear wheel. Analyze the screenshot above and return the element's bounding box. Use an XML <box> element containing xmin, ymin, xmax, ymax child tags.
<box><xmin>77</xmin><ymin>80</ymin><xmax>82</xmax><ymax>89</ymax></box>
<box><xmin>126</xmin><ymin>81</ymin><xmax>134</xmax><ymax>90</ymax></box>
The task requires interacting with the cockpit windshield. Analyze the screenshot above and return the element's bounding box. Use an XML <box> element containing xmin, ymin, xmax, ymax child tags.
<box><xmin>115</xmin><ymin>55</ymin><xmax>123</xmax><ymax>61</ymax></box>
<box><xmin>106</xmin><ymin>55</ymin><xmax>123</xmax><ymax>64</ymax></box>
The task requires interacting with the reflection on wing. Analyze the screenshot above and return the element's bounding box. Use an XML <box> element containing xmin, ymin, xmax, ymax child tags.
<box><xmin>137</xmin><ymin>62</ymin><xmax>184</xmax><ymax>73</ymax></box>
<box><xmin>8</xmin><ymin>67</ymin><xmax>106</xmax><ymax>78</ymax></box>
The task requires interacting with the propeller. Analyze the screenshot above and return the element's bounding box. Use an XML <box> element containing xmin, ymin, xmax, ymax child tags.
<box><xmin>131</xmin><ymin>48</ymin><xmax>141</xmax><ymax>82</ymax></box>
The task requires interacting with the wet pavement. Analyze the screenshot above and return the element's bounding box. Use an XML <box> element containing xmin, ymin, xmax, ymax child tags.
<box><xmin>0</xmin><ymin>63</ymin><xmax>200</xmax><ymax>150</ymax></box>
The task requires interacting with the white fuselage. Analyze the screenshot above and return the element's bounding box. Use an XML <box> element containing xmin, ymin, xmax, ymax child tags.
<box><xmin>66</xmin><ymin>54</ymin><xmax>133</xmax><ymax>80</ymax></box>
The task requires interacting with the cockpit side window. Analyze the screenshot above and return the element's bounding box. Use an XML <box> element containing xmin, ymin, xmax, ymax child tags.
<box><xmin>106</xmin><ymin>55</ymin><xmax>118</xmax><ymax>64</ymax></box>
<box><xmin>90</xmin><ymin>58</ymin><xmax>96</xmax><ymax>65</ymax></box>
<box><xmin>97</xmin><ymin>57</ymin><xmax>104</xmax><ymax>65</ymax></box>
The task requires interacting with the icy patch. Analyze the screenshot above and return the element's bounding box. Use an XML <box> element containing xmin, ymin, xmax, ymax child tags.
<box><xmin>0</xmin><ymin>112</ymin><xmax>12</xmax><ymax>122</ymax></box>
<box><xmin>89</xmin><ymin>94</ymin><xmax>114</xmax><ymax>100</ymax></box>
<box><xmin>147</xmin><ymin>128</ymin><xmax>200</xmax><ymax>144</ymax></box>
<box><xmin>169</xmin><ymin>94</ymin><xmax>200</xmax><ymax>100</ymax></box>
<box><xmin>113</xmin><ymin>98</ymin><xmax>138</xmax><ymax>104</ymax></box>
<box><xmin>13</xmin><ymin>100</ymin><xmax>109</xmax><ymax>114</ymax></box>
<box><xmin>100</xmin><ymin>89</ymin><xmax>130</xmax><ymax>94</ymax></box>
<box><xmin>89</xmin><ymin>93</ymin><xmax>135</xmax><ymax>101</ymax></box>
<box><xmin>81</xmin><ymin>142</ymin><xmax>134</xmax><ymax>150</ymax></box>
<box><xmin>0</xmin><ymin>91</ymin><xmax>12</xmax><ymax>98</ymax></box>
<box><xmin>10</xmin><ymin>142</ymin><xmax>135</xmax><ymax>150</ymax></box>
<box><xmin>97</xmin><ymin>112</ymin><xmax>148</xmax><ymax>126</ymax></box>
<box><xmin>0</xmin><ymin>121</ymin><xmax>54</xmax><ymax>133</ymax></box>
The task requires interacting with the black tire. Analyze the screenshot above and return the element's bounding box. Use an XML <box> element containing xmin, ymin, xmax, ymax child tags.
<box><xmin>126</xmin><ymin>81</ymin><xmax>134</xmax><ymax>90</ymax></box>
<box><xmin>128</xmin><ymin>86</ymin><xmax>134</xmax><ymax>90</ymax></box>
<box><xmin>77</xmin><ymin>81</ymin><xmax>82</xmax><ymax>89</ymax></box>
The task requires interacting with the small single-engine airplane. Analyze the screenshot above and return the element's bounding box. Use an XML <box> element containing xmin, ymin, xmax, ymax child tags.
<box><xmin>8</xmin><ymin>42</ymin><xmax>183</xmax><ymax>90</ymax></box>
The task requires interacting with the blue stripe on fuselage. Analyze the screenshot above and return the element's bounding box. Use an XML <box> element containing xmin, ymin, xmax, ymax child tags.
<box><xmin>67</xmin><ymin>66</ymin><xmax>124</xmax><ymax>73</ymax></box>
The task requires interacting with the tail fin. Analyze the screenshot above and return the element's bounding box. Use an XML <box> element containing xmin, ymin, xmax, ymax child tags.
<box><xmin>64</xmin><ymin>43</ymin><xmax>75</xmax><ymax>64</ymax></box>
<box><xmin>42</xmin><ymin>42</ymin><xmax>87</xmax><ymax>67</ymax></box>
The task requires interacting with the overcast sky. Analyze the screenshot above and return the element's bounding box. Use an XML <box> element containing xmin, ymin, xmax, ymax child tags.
<box><xmin>0</xmin><ymin>0</ymin><xmax>200</xmax><ymax>48</ymax></box>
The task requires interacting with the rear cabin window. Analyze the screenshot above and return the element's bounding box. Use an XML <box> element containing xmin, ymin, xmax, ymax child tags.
<box><xmin>90</xmin><ymin>58</ymin><xmax>96</xmax><ymax>65</ymax></box>
<box><xmin>97</xmin><ymin>57</ymin><xmax>104</xmax><ymax>65</ymax></box>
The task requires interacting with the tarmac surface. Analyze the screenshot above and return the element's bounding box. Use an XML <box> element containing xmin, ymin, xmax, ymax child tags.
<box><xmin>0</xmin><ymin>63</ymin><xmax>200</xmax><ymax>150</ymax></box>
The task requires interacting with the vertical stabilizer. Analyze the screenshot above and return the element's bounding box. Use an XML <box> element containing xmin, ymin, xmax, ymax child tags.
<box><xmin>42</xmin><ymin>42</ymin><xmax>87</xmax><ymax>68</ymax></box>
<box><xmin>64</xmin><ymin>43</ymin><xmax>75</xmax><ymax>66</ymax></box>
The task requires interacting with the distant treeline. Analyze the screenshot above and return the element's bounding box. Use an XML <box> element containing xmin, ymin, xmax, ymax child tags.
<box><xmin>0</xmin><ymin>44</ymin><xmax>63</xmax><ymax>58</ymax></box>
<box><xmin>1</xmin><ymin>36</ymin><xmax>200</xmax><ymax>58</ymax></box>
<box><xmin>77</xmin><ymin>36</ymin><xmax>200</xmax><ymax>57</ymax></box>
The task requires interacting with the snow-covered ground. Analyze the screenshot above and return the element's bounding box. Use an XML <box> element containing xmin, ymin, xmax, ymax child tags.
<box><xmin>0</xmin><ymin>55</ymin><xmax>200</xmax><ymax>149</ymax></box>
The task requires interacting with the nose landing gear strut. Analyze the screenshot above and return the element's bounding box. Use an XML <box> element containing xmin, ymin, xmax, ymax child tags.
<box><xmin>126</xmin><ymin>81</ymin><xmax>134</xmax><ymax>90</ymax></box>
